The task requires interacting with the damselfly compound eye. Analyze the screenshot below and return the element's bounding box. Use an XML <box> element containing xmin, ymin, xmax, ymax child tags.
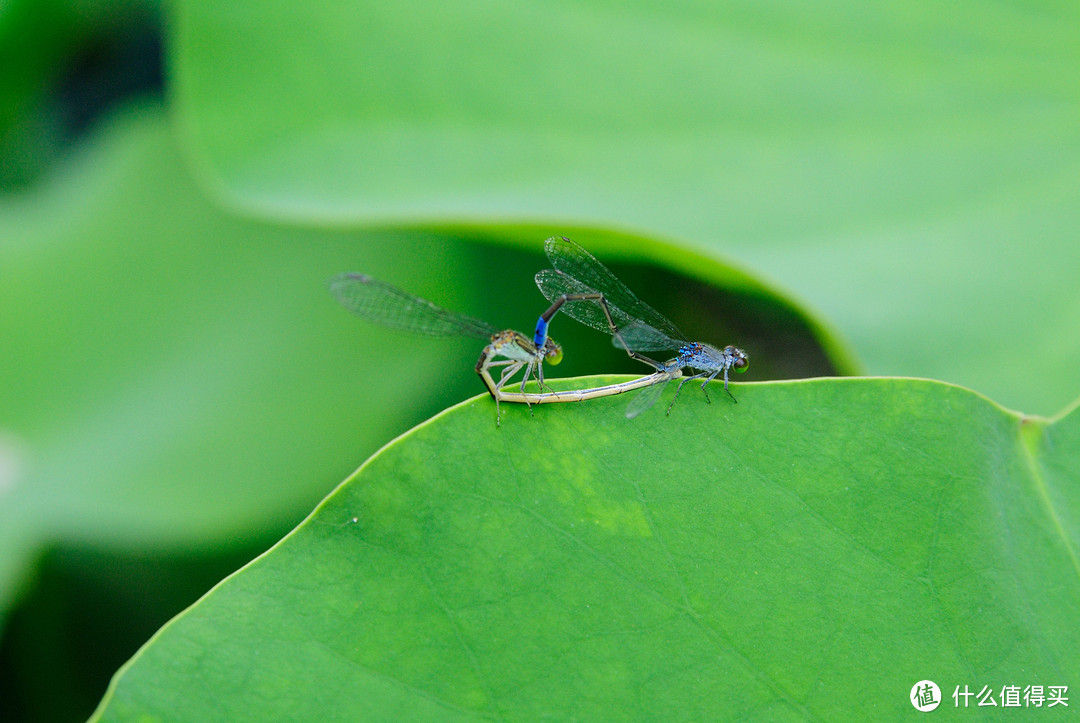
<box><xmin>545</xmin><ymin>343</ymin><xmax>564</xmax><ymax>365</ymax></box>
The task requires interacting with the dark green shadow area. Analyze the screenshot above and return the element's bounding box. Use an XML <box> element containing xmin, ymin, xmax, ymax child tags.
<box><xmin>0</xmin><ymin>540</ymin><xmax>275</xmax><ymax>723</ymax></box>
<box><xmin>0</xmin><ymin>0</ymin><xmax>162</xmax><ymax>189</ymax></box>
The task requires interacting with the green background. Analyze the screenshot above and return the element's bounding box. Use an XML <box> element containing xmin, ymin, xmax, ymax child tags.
<box><xmin>1</xmin><ymin>0</ymin><xmax>1077</xmax><ymax>720</ymax></box>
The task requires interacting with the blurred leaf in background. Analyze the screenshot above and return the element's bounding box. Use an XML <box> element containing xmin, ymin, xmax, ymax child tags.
<box><xmin>171</xmin><ymin>0</ymin><xmax>1080</xmax><ymax>415</ymax></box>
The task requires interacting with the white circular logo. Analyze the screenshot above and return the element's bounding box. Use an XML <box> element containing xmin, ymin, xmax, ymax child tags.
<box><xmin>911</xmin><ymin>680</ymin><xmax>941</xmax><ymax>712</ymax></box>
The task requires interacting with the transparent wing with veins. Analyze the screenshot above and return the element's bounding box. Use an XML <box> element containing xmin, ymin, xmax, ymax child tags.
<box><xmin>329</xmin><ymin>273</ymin><xmax>499</xmax><ymax>339</ymax></box>
<box><xmin>541</xmin><ymin>236</ymin><xmax>686</xmax><ymax>341</ymax></box>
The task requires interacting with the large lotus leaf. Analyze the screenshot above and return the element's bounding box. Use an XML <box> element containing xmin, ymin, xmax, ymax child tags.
<box><xmin>171</xmin><ymin>0</ymin><xmax>1080</xmax><ymax>415</ymax></box>
<box><xmin>91</xmin><ymin>378</ymin><xmax>1080</xmax><ymax>720</ymax></box>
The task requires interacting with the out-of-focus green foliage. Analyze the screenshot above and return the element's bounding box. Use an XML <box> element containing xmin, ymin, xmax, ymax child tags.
<box><xmin>0</xmin><ymin>0</ymin><xmax>160</xmax><ymax>187</ymax></box>
<box><xmin>173</xmin><ymin>0</ymin><xmax>1080</xmax><ymax>415</ymax></box>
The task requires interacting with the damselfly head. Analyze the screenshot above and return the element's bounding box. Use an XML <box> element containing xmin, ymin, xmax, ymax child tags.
<box><xmin>544</xmin><ymin>339</ymin><xmax>564</xmax><ymax>365</ymax></box>
<box><xmin>725</xmin><ymin>345</ymin><xmax>749</xmax><ymax>373</ymax></box>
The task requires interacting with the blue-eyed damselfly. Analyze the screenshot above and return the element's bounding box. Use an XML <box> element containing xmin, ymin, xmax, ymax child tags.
<box><xmin>534</xmin><ymin>237</ymin><xmax>749</xmax><ymax>417</ymax></box>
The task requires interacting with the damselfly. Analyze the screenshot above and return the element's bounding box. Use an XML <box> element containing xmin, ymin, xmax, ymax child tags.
<box><xmin>534</xmin><ymin>237</ymin><xmax>749</xmax><ymax>417</ymax></box>
<box><xmin>329</xmin><ymin>272</ymin><xmax>673</xmax><ymax>425</ymax></box>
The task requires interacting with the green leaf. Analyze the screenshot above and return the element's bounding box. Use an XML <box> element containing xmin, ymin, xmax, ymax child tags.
<box><xmin>172</xmin><ymin>0</ymin><xmax>1080</xmax><ymax>414</ymax></box>
<box><xmin>91</xmin><ymin>378</ymin><xmax>1080</xmax><ymax>720</ymax></box>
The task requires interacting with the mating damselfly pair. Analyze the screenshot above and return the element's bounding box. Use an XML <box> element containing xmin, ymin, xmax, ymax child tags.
<box><xmin>329</xmin><ymin>237</ymin><xmax>748</xmax><ymax>425</ymax></box>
